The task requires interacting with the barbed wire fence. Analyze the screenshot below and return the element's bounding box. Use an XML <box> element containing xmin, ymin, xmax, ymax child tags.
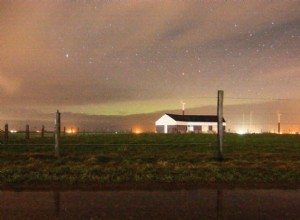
<box><xmin>1</xmin><ymin>95</ymin><xmax>300</xmax><ymax>152</ymax></box>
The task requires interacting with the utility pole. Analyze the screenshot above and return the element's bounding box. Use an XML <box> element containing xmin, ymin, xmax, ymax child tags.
<box><xmin>277</xmin><ymin>112</ymin><xmax>281</xmax><ymax>134</ymax></box>
<box><xmin>249</xmin><ymin>112</ymin><xmax>252</xmax><ymax>134</ymax></box>
<box><xmin>217</xmin><ymin>90</ymin><xmax>224</xmax><ymax>161</ymax></box>
<box><xmin>242</xmin><ymin>112</ymin><xmax>245</xmax><ymax>132</ymax></box>
<box><xmin>55</xmin><ymin>110</ymin><xmax>61</xmax><ymax>157</ymax></box>
<box><xmin>41</xmin><ymin>125</ymin><xmax>45</xmax><ymax>138</ymax></box>
<box><xmin>26</xmin><ymin>124</ymin><xmax>30</xmax><ymax>141</ymax></box>
<box><xmin>4</xmin><ymin>123</ymin><xmax>9</xmax><ymax>144</ymax></box>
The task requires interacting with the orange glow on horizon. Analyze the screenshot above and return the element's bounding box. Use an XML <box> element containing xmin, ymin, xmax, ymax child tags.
<box><xmin>66</xmin><ymin>128</ymin><xmax>76</xmax><ymax>134</ymax></box>
<box><xmin>133</xmin><ymin>128</ymin><xmax>143</xmax><ymax>134</ymax></box>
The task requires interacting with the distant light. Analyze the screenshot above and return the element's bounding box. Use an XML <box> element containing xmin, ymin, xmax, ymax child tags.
<box><xmin>236</xmin><ymin>129</ymin><xmax>246</xmax><ymax>135</ymax></box>
<box><xmin>66</xmin><ymin>129</ymin><xmax>76</xmax><ymax>134</ymax></box>
<box><xmin>133</xmin><ymin>128</ymin><xmax>142</xmax><ymax>134</ymax></box>
<box><xmin>10</xmin><ymin>130</ymin><xmax>17</xmax><ymax>133</ymax></box>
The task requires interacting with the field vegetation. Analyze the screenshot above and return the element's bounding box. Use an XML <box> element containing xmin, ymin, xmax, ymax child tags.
<box><xmin>0</xmin><ymin>133</ymin><xmax>300</xmax><ymax>188</ymax></box>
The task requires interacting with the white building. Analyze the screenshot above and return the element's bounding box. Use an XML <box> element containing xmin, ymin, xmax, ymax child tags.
<box><xmin>155</xmin><ymin>113</ymin><xmax>226</xmax><ymax>134</ymax></box>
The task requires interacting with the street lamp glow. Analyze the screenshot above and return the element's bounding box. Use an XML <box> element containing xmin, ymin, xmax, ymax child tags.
<box><xmin>66</xmin><ymin>129</ymin><xmax>76</xmax><ymax>134</ymax></box>
<box><xmin>133</xmin><ymin>128</ymin><xmax>142</xmax><ymax>134</ymax></box>
<box><xmin>236</xmin><ymin>128</ymin><xmax>246</xmax><ymax>135</ymax></box>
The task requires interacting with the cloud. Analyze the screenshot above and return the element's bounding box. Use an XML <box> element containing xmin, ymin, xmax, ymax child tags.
<box><xmin>0</xmin><ymin>1</ymin><xmax>300</xmax><ymax>115</ymax></box>
<box><xmin>1</xmin><ymin>100</ymin><xmax>300</xmax><ymax>133</ymax></box>
<box><xmin>0</xmin><ymin>72</ymin><xmax>20</xmax><ymax>95</ymax></box>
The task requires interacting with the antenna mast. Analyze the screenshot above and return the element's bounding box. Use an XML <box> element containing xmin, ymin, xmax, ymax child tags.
<box><xmin>181</xmin><ymin>101</ymin><xmax>186</xmax><ymax>115</ymax></box>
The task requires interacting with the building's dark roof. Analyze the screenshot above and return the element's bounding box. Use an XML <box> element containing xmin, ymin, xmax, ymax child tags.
<box><xmin>166</xmin><ymin>113</ymin><xmax>225</xmax><ymax>123</ymax></box>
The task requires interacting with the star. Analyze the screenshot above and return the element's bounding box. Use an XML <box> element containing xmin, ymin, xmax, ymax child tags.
<box><xmin>1</xmin><ymin>1</ymin><xmax>300</xmax><ymax>133</ymax></box>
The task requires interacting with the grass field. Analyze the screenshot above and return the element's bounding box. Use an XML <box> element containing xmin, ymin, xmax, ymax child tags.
<box><xmin>0</xmin><ymin>133</ymin><xmax>300</xmax><ymax>187</ymax></box>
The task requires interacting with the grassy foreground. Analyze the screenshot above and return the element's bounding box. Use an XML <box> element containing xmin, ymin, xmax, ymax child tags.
<box><xmin>0</xmin><ymin>133</ymin><xmax>300</xmax><ymax>187</ymax></box>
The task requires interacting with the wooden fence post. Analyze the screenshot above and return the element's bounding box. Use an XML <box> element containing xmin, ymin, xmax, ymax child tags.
<box><xmin>55</xmin><ymin>110</ymin><xmax>61</xmax><ymax>157</ymax></box>
<box><xmin>26</xmin><ymin>124</ymin><xmax>30</xmax><ymax>141</ymax></box>
<box><xmin>4</xmin><ymin>123</ymin><xmax>9</xmax><ymax>144</ymax></box>
<box><xmin>217</xmin><ymin>90</ymin><xmax>224</xmax><ymax>161</ymax></box>
<box><xmin>41</xmin><ymin>125</ymin><xmax>45</xmax><ymax>138</ymax></box>
<box><xmin>277</xmin><ymin>112</ymin><xmax>281</xmax><ymax>134</ymax></box>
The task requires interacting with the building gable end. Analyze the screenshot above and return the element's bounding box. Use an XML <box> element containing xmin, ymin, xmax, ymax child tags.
<box><xmin>155</xmin><ymin>114</ymin><xmax>177</xmax><ymax>125</ymax></box>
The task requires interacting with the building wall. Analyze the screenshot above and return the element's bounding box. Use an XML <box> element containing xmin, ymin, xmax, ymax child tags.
<box><xmin>156</xmin><ymin>125</ymin><xmax>165</xmax><ymax>134</ymax></box>
<box><xmin>193</xmin><ymin>126</ymin><xmax>202</xmax><ymax>133</ymax></box>
<box><xmin>156</xmin><ymin>125</ymin><xmax>188</xmax><ymax>134</ymax></box>
<box><xmin>156</xmin><ymin>120</ymin><xmax>226</xmax><ymax>134</ymax></box>
<box><xmin>155</xmin><ymin>115</ymin><xmax>176</xmax><ymax>126</ymax></box>
<box><xmin>165</xmin><ymin>125</ymin><xmax>187</xmax><ymax>133</ymax></box>
<box><xmin>176</xmin><ymin>125</ymin><xmax>187</xmax><ymax>133</ymax></box>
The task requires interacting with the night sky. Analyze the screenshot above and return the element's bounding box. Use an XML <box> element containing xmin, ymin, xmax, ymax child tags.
<box><xmin>1</xmin><ymin>1</ymin><xmax>300</xmax><ymax>132</ymax></box>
